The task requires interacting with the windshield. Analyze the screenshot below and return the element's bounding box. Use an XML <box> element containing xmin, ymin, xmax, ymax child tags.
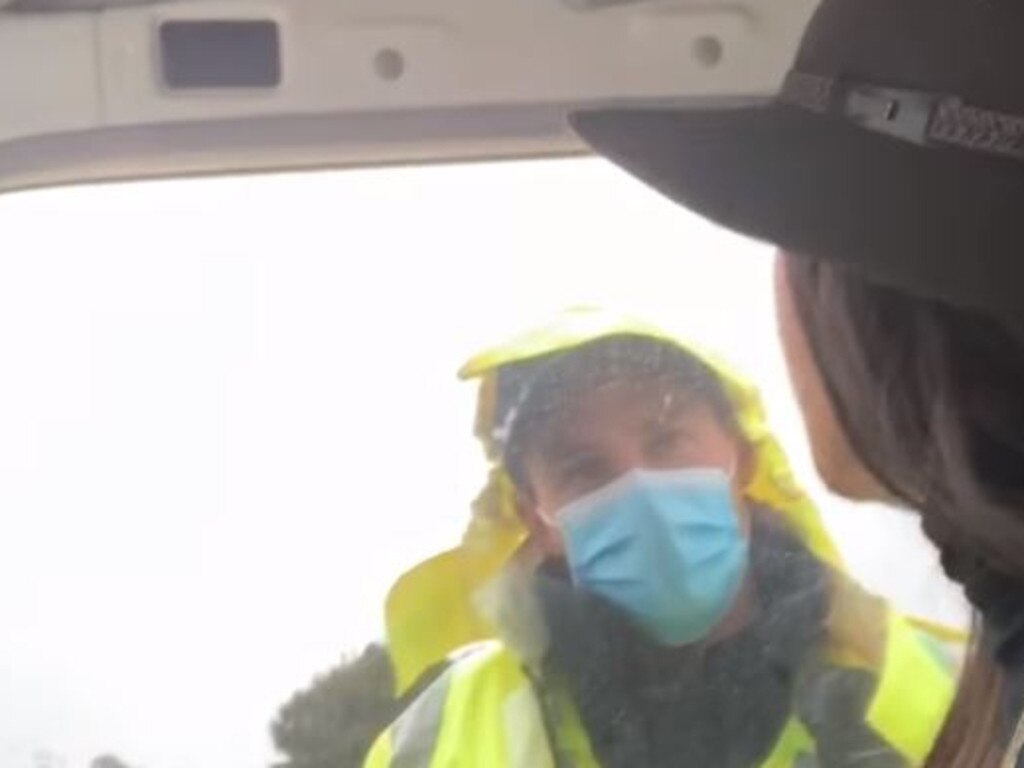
<box><xmin>2</xmin><ymin>158</ymin><xmax>967</xmax><ymax>768</ymax></box>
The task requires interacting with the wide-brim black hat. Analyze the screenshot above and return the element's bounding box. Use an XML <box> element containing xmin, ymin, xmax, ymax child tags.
<box><xmin>571</xmin><ymin>0</ymin><xmax>1024</xmax><ymax>320</ymax></box>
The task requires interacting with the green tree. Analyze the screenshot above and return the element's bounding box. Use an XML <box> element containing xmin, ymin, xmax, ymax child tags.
<box><xmin>271</xmin><ymin>643</ymin><xmax>404</xmax><ymax>768</ymax></box>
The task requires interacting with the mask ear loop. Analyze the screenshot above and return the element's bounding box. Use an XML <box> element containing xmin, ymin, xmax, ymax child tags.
<box><xmin>725</xmin><ymin>454</ymin><xmax>740</xmax><ymax>483</ymax></box>
<box><xmin>721</xmin><ymin>452</ymin><xmax>755</xmax><ymax>540</ymax></box>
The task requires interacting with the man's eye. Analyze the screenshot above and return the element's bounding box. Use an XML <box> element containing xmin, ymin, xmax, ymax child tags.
<box><xmin>558</xmin><ymin>458</ymin><xmax>603</xmax><ymax>488</ymax></box>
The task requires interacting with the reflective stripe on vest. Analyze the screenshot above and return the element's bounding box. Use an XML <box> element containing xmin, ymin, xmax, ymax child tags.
<box><xmin>389</xmin><ymin>658</ymin><xmax>456</xmax><ymax>768</ymax></box>
<box><xmin>379</xmin><ymin>643</ymin><xmax>561</xmax><ymax>768</ymax></box>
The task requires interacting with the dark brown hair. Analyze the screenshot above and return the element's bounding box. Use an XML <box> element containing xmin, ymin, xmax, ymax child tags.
<box><xmin>785</xmin><ymin>253</ymin><xmax>1024</xmax><ymax>767</ymax></box>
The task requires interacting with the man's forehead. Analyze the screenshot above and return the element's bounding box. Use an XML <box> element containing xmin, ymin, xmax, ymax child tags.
<box><xmin>532</xmin><ymin>379</ymin><xmax>706</xmax><ymax>448</ymax></box>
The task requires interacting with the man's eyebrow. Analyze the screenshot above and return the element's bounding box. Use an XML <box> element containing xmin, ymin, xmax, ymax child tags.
<box><xmin>536</xmin><ymin>431</ymin><xmax>596</xmax><ymax>465</ymax></box>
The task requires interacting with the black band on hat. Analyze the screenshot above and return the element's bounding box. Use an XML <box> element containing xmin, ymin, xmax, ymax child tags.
<box><xmin>779</xmin><ymin>70</ymin><xmax>1024</xmax><ymax>162</ymax></box>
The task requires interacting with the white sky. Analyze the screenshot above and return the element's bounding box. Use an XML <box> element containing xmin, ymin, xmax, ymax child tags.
<box><xmin>0</xmin><ymin>158</ymin><xmax>967</xmax><ymax>768</ymax></box>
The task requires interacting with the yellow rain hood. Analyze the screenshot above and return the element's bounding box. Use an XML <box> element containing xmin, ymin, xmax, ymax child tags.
<box><xmin>385</xmin><ymin>306</ymin><xmax>842</xmax><ymax>695</ymax></box>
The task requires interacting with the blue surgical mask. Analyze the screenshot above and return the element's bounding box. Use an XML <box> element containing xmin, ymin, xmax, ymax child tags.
<box><xmin>552</xmin><ymin>467</ymin><xmax>749</xmax><ymax>646</ymax></box>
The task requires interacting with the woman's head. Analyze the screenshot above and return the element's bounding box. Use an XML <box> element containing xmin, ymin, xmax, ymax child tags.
<box><xmin>775</xmin><ymin>250</ymin><xmax>1024</xmax><ymax>765</ymax></box>
<box><xmin>776</xmin><ymin>251</ymin><xmax>1024</xmax><ymax>581</ymax></box>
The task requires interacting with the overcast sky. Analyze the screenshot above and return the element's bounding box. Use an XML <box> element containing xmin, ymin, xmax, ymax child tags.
<box><xmin>0</xmin><ymin>158</ymin><xmax>966</xmax><ymax>768</ymax></box>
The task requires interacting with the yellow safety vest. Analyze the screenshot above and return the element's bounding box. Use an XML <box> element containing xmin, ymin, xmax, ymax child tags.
<box><xmin>366</xmin><ymin>603</ymin><xmax>954</xmax><ymax>768</ymax></box>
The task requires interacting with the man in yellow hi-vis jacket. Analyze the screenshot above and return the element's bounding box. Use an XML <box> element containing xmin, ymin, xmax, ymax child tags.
<box><xmin>366</xmin><ymin>307</ymin><xmax>958</xmax><ymax>768</ymax></box>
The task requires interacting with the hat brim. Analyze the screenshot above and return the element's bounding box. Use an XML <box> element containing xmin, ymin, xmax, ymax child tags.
<box><xmin>570</xmin><ymin>103</ymin><xmax>1024</xmax><ymax>317</ymax></box>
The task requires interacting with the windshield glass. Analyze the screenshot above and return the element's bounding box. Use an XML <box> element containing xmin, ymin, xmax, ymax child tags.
<box><xmin>1</xmin><ymin>158</ymin><xmax>967</xmax><ymax>768</ymax></box>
